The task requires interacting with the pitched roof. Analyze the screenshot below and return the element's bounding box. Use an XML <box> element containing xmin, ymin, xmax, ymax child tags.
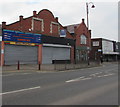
<box><xmin>64</xmin><ymin>24</ymin><xmax>79</xmax><ymax>34</ymax></box>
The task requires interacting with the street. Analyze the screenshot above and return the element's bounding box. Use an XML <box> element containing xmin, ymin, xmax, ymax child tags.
<box><xmin>1</xmin><ymin>62</ymin><xmax>118</xmax><ymax>105</ymax></box>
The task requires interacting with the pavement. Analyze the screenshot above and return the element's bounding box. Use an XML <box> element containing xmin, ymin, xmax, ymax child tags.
<box><xmin>1</xmin><ymin>61</ymin><xmax>101</xmax><ymax>73</ymax></box>
<box><xmin>1</xmin><ymin>62</ymin><xmax>119</xmax><ymax>105</ymax></box>
<box><xmin>1</xmin><ymin>63</ymin><xmax>101</xmax><ymax>73</ymax></box>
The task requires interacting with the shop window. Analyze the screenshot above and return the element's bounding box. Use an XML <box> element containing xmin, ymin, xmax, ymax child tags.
<box><xmin>80</xmin><ymin>35</ymin><xmax>87</xmax><ymax>44</ymax></box>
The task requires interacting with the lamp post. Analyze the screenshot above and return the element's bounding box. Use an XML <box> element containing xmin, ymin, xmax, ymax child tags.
<box><xmin>86</xmin><ymin>2</ymin><xmax>95</xmax><ymax>65</ymax></box>
<box><xmin>86</xmin><ymin>2</ymin><xmax>95</xmax><ymax>29</ymax></box>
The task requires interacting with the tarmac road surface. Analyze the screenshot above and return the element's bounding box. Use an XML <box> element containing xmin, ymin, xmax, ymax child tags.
<box><xmin>1</xmin><ymin>62</ymin><xmax>118</xmax><ymax>105</ymax></box>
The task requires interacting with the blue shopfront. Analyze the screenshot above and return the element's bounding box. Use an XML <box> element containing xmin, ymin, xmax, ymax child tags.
<box><xmin>2</xmin><ymin>29</ymin><xmax>75</xmax><ymax>65</ymax></box>
<box><xmin>2</xmin><ymin>29</ymin><xmax>42</xmax><ymax>65</ymax></box>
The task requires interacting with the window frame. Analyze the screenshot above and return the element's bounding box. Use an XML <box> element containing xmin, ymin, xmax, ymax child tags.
<box><xmin>80</xmin><ymin>34</ymin><xmax>87</xmax><ymax>45</ymax></box>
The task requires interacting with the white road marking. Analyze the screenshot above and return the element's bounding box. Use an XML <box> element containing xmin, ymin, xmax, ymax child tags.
<box><xmin>97</xmin><ymin>73</ymin><xmax>115</xmax><ymax>78</ymax></box>
<box><xmin>103</xmin><ymin>73</ymin><xmax>115</xmax><ymax>77</ymax></box>
<box><xmin>89</xmin><ymin>72</ymin><xmax>102</xmax><ymax>76</ymax></box>
<box><xmin>97</xmin><ymin>75</ymin><xmax>104</xmax><ymax>78</ymax></box>
<box><xmin>66</xmin><ymin>72</ymin><xmax>115</xmax><ymax>83</ymax></box>
<box><xmin>66</xmin><ymin>76</ymin><xmax>85</xmax><ymax>83</ymax></box>
<box><xmin>0</xmin><ymin>86</ymin><xmax>41</xmax><ymax>95</ymax></box>
<box><xmin>66</xmin><ymin>77</ymin><xmax>92</xmax><ymax>83</ymax></box>
<box><xmin>80</xmin><ymin>77</ymin><xmax>92</xmax><ymax>81</ymax></box>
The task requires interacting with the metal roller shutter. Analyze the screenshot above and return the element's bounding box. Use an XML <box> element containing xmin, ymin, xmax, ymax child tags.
<box><xmin>4</xmin><ymin>45</ymin><xmax>38</xmax><ymax>65</ymax></box>
<box><xmin>52</xmin><ymin>47</ymin><xmax>70</xmax><ymax>60</ymax></box>
<box><xmin>42</xmin><ymin>46</ymin><xmax>53</xmax><ymax>64</ymax></box>
<box><xmin>42</xmin><ymin>46</ymin><xmax>70</xmax><ymax>64</ymax></box>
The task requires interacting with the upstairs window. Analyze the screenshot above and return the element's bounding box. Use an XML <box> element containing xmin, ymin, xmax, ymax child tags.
<box><xmin>81</xmin><ymin>34</ymin><xmax>87</xmax><ymax>44</ymax></box>
<box><xmin>50</xmin><ymin>21</ymin><xmax>60</xmax><ymax>36</ymax></box>
<box><xmin>32</xmin><ymin>17</ymin><xmax>44</xmax><ymax>32</ymax></box>
<box><xmin>93</xmin><ymin>41</ymin><xmax>99</xmax><ymax>46</ymax></box>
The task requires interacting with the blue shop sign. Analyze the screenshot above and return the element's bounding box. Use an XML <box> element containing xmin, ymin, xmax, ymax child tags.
<box><xmin>2</xmin><ymin>29</ymin><xmax>42</xmax><ymax>43</ymax></box>
<box><xmin>60</xmin><ymin>29</ymin><xmax>66</xmax><ymax>38</ymax></box>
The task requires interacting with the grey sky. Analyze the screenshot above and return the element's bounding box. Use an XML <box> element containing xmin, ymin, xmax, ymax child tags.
<box><xmin>0</xmin><ymin>0</ymin><xmax>118</xmax><ymax>41</ymax></box>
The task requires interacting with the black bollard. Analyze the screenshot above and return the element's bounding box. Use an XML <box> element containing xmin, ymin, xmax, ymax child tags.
<box><xmin>17</xmin><ymin>61</ymin><xmax>20</xmax><ymax>70</ymax></box>
<box><xmin>38</xmin><ymin>62</ymin><xmax>41</xmax><ymax>70</ymax></box>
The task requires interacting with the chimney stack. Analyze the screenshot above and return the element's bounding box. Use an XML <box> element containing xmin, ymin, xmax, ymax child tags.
<box><xmin>33</xmin><ymin>11</ymin><xmax>37</xmax><ymax>16</ymax></box>
<box><xmin>82</xmin><ymin>18</ymin><xmax>85</xmax><ymax>23</ymax></box>
<box><xmin>55</xmin><ymin>17</ymin><xmax>58</xmax><ymax>22</ymax></box>
<box><xmin>2</xmin><ymin>22</ymin><xmax>6</xmax><ymax>29</ymax></box>
<box><xmin>19</xmin><ymin>15</ymin><xmax>23</xmax><ymax>21</ymax></box>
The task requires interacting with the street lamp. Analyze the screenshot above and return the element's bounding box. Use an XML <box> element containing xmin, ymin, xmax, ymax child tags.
<box><xmin>86</xmin><ymin>2</ymin><xmax>95</xmax><ymax>29</ymax></box>
<box><xmin>86</xmin><ymin>2</ymin><xmax>95</xmax><ymax>65</ymax></box>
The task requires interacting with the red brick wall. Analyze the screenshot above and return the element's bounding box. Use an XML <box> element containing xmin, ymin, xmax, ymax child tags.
<box><xmin>2</xmin><ymin>9</ymin><xmax>74</xmax><ymax>64</ymax></box>
<box><xmin>52</xmin><ymin>24</ymin><xmax>59</xmax><ymax>36</ymax></box>
<box><xmin>90</xmin><ymin>38</ymin><xmax>102</xmax><ymax>60</ymax></box>
<box><xmin>34</xmin><ymin>20</ymin><xmax>42</xmax><ymax>32</ymax></box>
<box><xmin>5</xmin><ymin>17</ymin><xmax>32</xmax><ymax>33</ymax></box>
<box><xmin>4</xmin><ymin>9</ymin><xmax>73</xmax><ymax>39</ymax></box>
<box><xmin>70</xmin><ymin>46</ymin><xmax>75</xmax><ymax>63</ymax></box>
<box><xmin>75</xmin><ymin>19</ymin><xmax>91</xmax><ymax>48</ymax></box>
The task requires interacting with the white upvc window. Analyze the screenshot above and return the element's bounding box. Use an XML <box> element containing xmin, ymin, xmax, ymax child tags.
<box><xmin>31</xmin><ymin>17</ymin><xmax>44</xmax><ymax>32</ymax></box>
<box><xmin>50</xmin><ymin>21</ymin><xmax>60</xmax><ymax>33</ymax></box>
<box><xmin>93</xmin><ymin>41</ymin><xmax>99</xmax><ymax>46</ymax></box>
<box><xmin>81</xmin><ymin>34</ymin><xmax>87</xmax><ymax>44</ymax></box>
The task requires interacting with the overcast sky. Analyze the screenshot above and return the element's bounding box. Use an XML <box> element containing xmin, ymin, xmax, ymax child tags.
<box><xmin>0</xmin><ymin>0</ymin><xmax>119</xmax><ymax>41</ymax></box>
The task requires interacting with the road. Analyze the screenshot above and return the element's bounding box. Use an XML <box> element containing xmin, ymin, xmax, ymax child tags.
<box><xmin>1</xmin><ymin>62</ymin><xmax>118</xmax><ymax>105</ymax></box>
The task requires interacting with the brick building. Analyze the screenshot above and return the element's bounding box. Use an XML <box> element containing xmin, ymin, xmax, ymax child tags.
<box><xmin>1</xmin><ymin>9</ymin><xmax>75</xmax><ymax>65</ymax></box>
<box><xmin>65</xmin><ymin>19</ymin><xmax>91</xmax><ymax>63</ymax></box>
<box><xmin>90</xmin><ymin>38</ymin><xmax>119</xmax><ymax>62</ymax></box>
